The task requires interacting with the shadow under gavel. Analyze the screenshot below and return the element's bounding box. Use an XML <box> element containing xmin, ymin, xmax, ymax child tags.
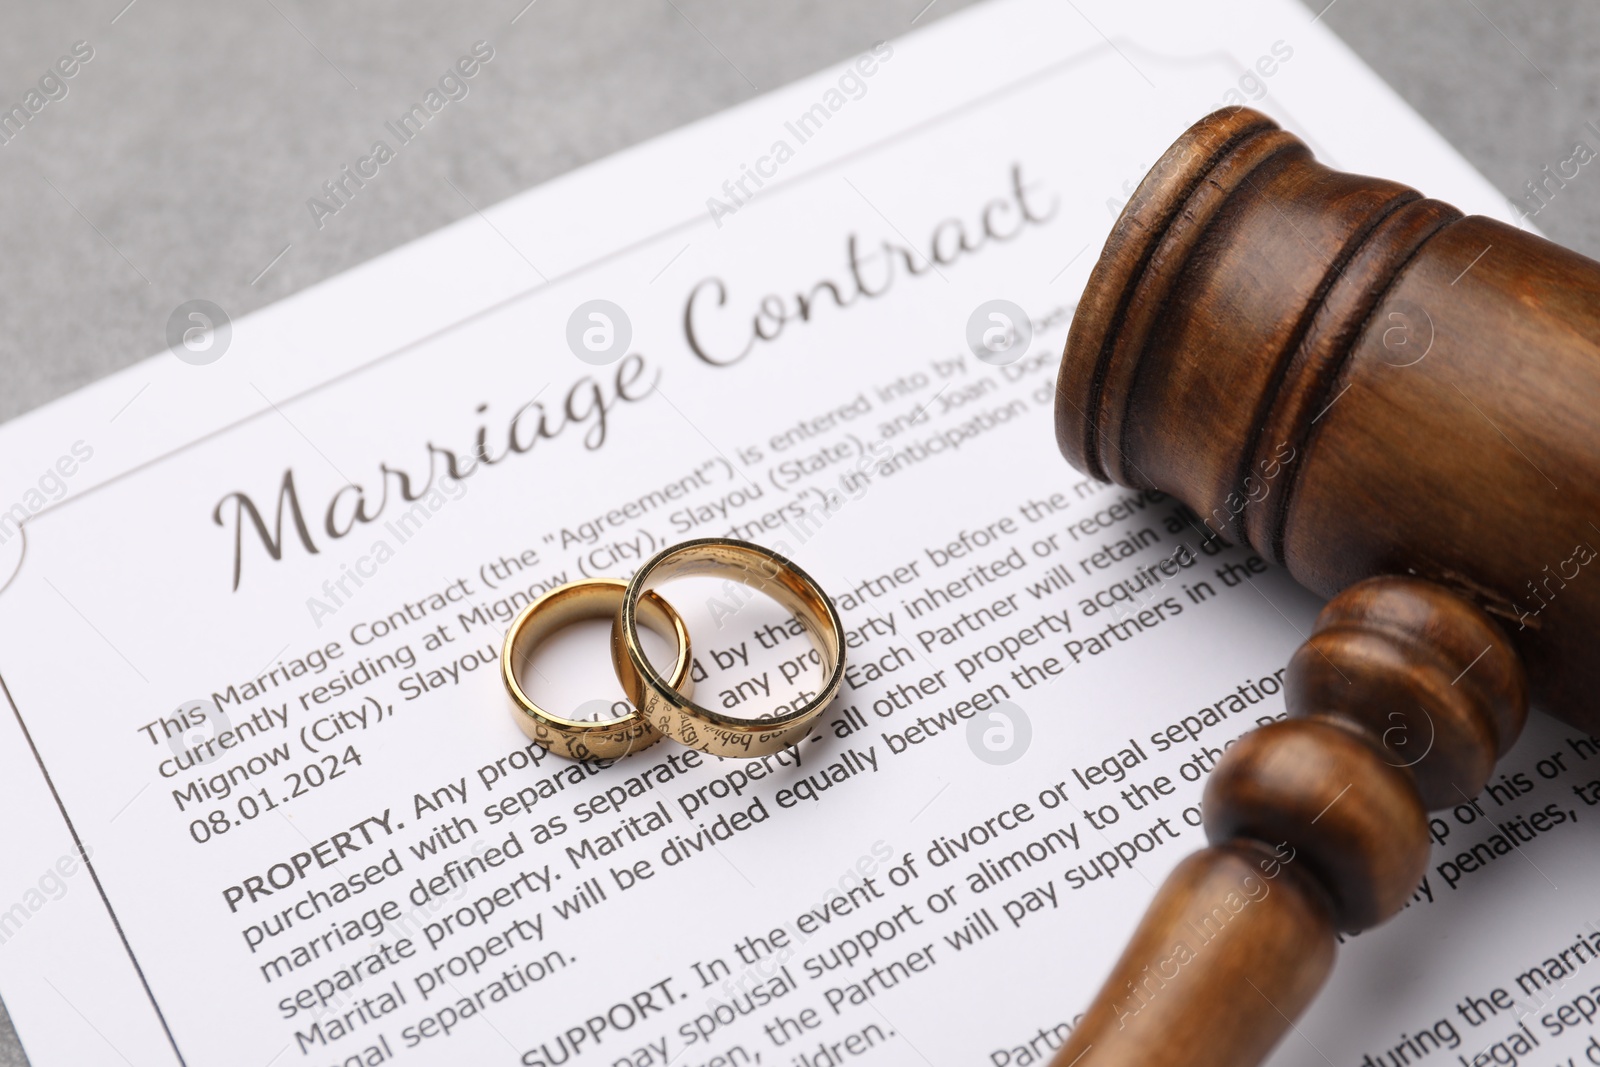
<box><xmin>1051</xmin><ymin>107</ymin><xmax>1600</xmax><ymax>1067</ymax></box>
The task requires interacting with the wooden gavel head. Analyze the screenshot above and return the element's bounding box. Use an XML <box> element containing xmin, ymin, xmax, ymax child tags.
<box><xmin>1048</xmin><ymin>107</ymin><xmax>1600</xmax><ymax>1067</ymax></box>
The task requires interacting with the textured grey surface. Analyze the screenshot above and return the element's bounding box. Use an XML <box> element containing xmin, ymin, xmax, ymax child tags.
<box><xmin>0</xmin><ymin>0</ymin><xmax>1595</xmax><ymax>1063</ymax></box>
<box><xmin>0</xmin><ymin>999</ymin><xmax>14</xmax><ymax>1067</ymax></box>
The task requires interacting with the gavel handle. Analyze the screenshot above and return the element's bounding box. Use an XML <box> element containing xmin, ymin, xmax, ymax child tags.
<box><xmin>1052</xmin><ymin>576</ymin><xmax>1528</xmax><ymax>1067</ymax></box>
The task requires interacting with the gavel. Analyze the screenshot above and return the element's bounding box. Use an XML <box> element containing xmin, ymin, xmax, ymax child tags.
<box><xmin>1049</xmin><ymin>107</ymin><xmax>1600</xmax><ymax>1067</ymax></box>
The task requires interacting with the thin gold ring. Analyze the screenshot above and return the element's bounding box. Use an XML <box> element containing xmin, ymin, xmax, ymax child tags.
<box><xmin>614</xmin><ymin>538</ymin><xmax>845</xmax><ymax>758</ymax></box>
<box><xmin>501</xmin><ymin>578</ymin><xmax>692</xmax><ymax>761</ymax></box>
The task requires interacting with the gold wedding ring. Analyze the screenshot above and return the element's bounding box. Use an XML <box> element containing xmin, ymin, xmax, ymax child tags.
<box><xmin>615</xmin><ymin>538</ymin><xmax>846</xmax><ymax>758</ymax></box>
<box><xmin>501</xmin><ymin>578</ymin><xmax>692</xmax><ymax>761</ymax></box>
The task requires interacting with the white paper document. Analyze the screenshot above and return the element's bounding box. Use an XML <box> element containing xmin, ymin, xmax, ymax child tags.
<box><xmin>3</xmin><ymin>2</ymin><xmax>1596</xmax><ymax>1065</ymax></box>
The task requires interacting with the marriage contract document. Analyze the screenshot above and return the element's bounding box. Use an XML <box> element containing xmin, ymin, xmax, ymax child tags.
<box><xmin>2</xmin><ymin>2</ymin><xmax>1596</xmax><ymax>1065</ymax></box>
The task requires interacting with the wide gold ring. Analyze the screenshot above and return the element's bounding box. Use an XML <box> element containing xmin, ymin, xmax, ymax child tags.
<box><xmin>501</xmin><ymin>578</ymin><xmax>692</xmax><ymax>761</ymax></box>
<box><xmin>614</xmin><ymin>538</ymin><xmax>845</xmax><ymax>758</ymax></box>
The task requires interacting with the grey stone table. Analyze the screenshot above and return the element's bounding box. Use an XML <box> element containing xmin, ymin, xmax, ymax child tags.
<box><xmin>0</xmin><ymin>0</ymin><xmax>1595</xmax><ymax>1062</ymax></box>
